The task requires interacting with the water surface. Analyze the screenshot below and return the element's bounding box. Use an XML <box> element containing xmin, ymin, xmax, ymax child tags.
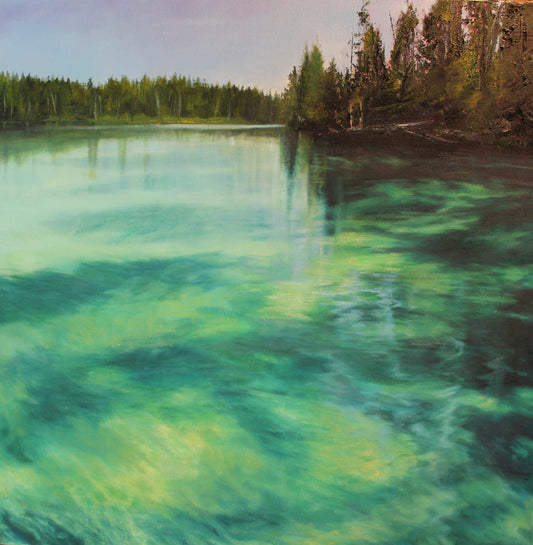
<box><xmin>0</xmin><ymin>126</ymin><xmax>532</xmax><ymax>544</ymax></box>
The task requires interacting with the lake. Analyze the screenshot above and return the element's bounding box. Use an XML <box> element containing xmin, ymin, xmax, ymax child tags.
<box><xmin>0</xmin><ymin>125</ymin><xmax>532</xmax><ymax>544</ymax></box>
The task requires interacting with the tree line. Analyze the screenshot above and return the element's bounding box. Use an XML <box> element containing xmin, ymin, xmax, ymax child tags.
<box><xmin>0</xmin><ymin>73</ymin><xmax>281</xmax><ymax>125</ymax></box>
<box><xmin>282</xmin><ymin>0</ymin><xmax>533</xmax><ymax>144</ymax></box>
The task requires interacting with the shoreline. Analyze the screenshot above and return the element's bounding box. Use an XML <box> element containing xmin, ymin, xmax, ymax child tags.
<box><xmin>3</xmin><ymin>117</ymin><xmax>530</xmax><ymax>152</ymax></box>
<box><xmin>309</xmin><ymin>121</ymin><xmax>533</xmax><ymax>152</ymax></box>
<box><xmin>0</xmin><ymin>116</ymin><xmax>278</xmax><ymax>132</ymax></box>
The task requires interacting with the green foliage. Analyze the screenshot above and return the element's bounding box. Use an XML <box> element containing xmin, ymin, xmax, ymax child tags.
<box><xmin>282</xmin><ymin>0</ymin><xmax>533</xmax><ymax>144</ymax></box>
<box><xmin>0</xmin><ymin>73</ymin><xmax>281</xmax><ymax>126</ymax></box>
<box><xmin>356</xmin><ymin>24</ymin><xmax>389</xmax><ymax>120</ymax></box>
<box><xmin>494</xmin><ymin>2</ymin><xmax>533</xmax><ymax>142</ymax></box>
<box><xmin>349</xmin><ymin>2</ymin><xmax>390</xmax><ymax>127</ymax></box>
<box><xmin>305</xmin><ymin>45</ymin><xmax>327</xmax><ymax>125</ymax></box>
<box><xmin>281</xmin><ymin>44</ymin><xmax>332</xmax><ymax>131</ymax></box>
<box><xmin>390</xmin><ymin>3</ymin><xmax>418</xmax><ymax>100</ymax></box>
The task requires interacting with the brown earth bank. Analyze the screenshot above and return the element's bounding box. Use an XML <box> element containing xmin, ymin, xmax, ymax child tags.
<box><xmin>313</xmin><ymin>120</ymin><xmax>533</xmax><ymax>151</ymax></box>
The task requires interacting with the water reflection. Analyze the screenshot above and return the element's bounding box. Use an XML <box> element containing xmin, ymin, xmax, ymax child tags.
<box><xmin>0</xmin><ymin>126</ymin><xmax>532</xmax><ymax>544</ymax></box>
<box><xmin>286</xmin><ymin>134</ymin><xmax>533</xmax><ymax>394</ymax></box>
<box><xmin>280</xmin><ymin>131</ymin><xmax>533</xmax><ymax>519</ymax></box>
<box><xmin>87</xmin><ymin>135</ymin><xmax>98</xmax><ymax>178</ymax></box>
<box><xmin>118</xmin><ymin>138</ymin><xmax>127</xmax><ymax>173</ymax></box>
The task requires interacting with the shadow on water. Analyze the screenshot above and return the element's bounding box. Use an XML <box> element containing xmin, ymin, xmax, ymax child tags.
<box><xmin>281</xmin><ymin>132</ymin><xmax>533</xmax><ymax>394</ymax></box>
<box><xmin>3</xmin><ymin>511</ymin><xmax>84</xmax><ymax>545</ymax></box>
<box><xmin>0</xmin><ymin>255</ymin><xmax>229</xmax><ymax>325</ymax></box>
<box><xmin>0</xmin><ymin>127</ymin><xmax>532</xmax><ymax>544</ymax></box>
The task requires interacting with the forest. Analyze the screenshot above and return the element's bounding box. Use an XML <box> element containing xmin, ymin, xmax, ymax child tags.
<box><xmin>281</xmin><ymin>0</ymin><xmax>533</xmax><ymax>145</ymax></box>
<box><xmin>1</xmin><ymin>0</ymin><xmax>532</xmax><ymax>145</ymax></box>
<box><xmin>0</xmin><ymin>73</ymin><xmax>281</xmax><ymax>125</ymax></box>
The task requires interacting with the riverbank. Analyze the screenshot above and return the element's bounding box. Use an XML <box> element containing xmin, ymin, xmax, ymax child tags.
<box><xmin>0</xmin><ymin>114</ymin><xmax>258</xmax><ymax>131</ymax></box>
<box><xmin>313</xmin><ymin>120</ymin><xmax>533</xmax><ymax>151</ymax></box>
<box><xmin>4</xmin><ymin>116</ymin><xmax>530</xmax><ymax>151</ymax></box>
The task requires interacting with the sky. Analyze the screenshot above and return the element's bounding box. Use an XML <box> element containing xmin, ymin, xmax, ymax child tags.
<box><xmin>0</xmin><ymin>0</ymin><xmax>435</xmax><ymax>92</ymax></box>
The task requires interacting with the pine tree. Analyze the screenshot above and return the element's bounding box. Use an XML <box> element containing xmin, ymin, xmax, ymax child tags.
<box><xmin>390</xmin><ymin>3</ymin><xmax>419</xmax><ymax>100</ymax></box>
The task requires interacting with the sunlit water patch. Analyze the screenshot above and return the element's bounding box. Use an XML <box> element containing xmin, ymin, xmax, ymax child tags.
<box><xmin>0</xmin><ymin>126</ymin><xmax>532</xmax><ymax>544</ymax></box>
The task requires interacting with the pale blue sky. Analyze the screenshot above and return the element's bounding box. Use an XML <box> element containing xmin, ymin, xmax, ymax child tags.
<box><xmin>0</xmin><ymin>0</ymin><xmax>434</xmax><ymax>92</ymax></box>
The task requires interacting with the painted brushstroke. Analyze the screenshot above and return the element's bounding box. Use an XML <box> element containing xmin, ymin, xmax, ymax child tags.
<box><xmin>0</xmin><ymin>126</ymin><xmax>531</xmax><ymax>544</ymax></box>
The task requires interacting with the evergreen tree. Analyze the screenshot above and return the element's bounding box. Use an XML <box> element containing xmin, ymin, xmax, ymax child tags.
<box><xmin>354</xmin><ymin>20</ymin><xmax>388</xmax><ymax>126</ymax></box>
<box><xmin>281</xmin><ymin>44</ymin><xmax>328</xmax><ymax>130</ymax></box>
<box><xmin>494</xmin><ymin>1</ymin><xmax>533</xmax><ymax>140</ymax></box>
<box><xmin>0</xmin><ymin>72</ymin><xmax>279</xmax><ymax>126</ymax></box>
<box><xmin>390</xmin><ymin>3</ymin><xmax>419</xmax><ymax>100</ymax></box>
<box><xmin>323</xmin><ymin>60</ymin><xmax>343</xmax><ymax>128</ymax></box>
<box><xmin>281</xmin><ymin>67</ymin><xmax>299</xmax><ymax>127</ymax></box>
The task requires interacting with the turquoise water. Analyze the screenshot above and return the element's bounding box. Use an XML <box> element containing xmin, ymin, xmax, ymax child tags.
<box><xmin>0</xmin><ymin>126</ymin><xmax>532</xmax><ymax>544</ymax></box>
